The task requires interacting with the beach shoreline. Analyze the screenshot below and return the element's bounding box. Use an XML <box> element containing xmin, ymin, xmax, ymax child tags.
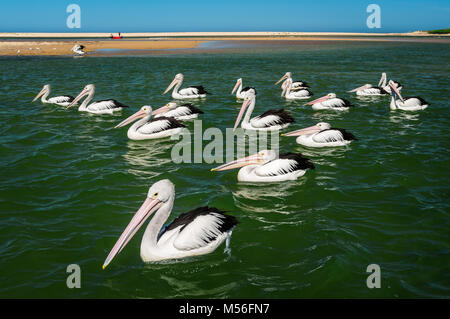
<box><xmin>1</xmin><ymin>32</ymin><xmax>449</xmax><ymax>56</ymax></box>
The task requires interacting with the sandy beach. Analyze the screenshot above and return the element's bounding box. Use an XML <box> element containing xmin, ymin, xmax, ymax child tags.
<box><xmin>1</xmin><ymin>32</ymin><xmax>448</xmax><ymax>56</ymax></box>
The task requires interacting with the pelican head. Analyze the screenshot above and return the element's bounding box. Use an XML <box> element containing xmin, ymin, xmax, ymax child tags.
<box><xmin>233</xmin><ymin>88</ymin><xmax>256</xmax><ymax>130</ymax></box>
<box><xmin>32</xmin><ymin>84</ymin><xmax>51</xmax><ymax>102</ymax></box>
<box><xmin>211</xmin><ymin>150</ymin><xmax>277</xmax><ymax>171</ymax></box>
<box><xmin>389</xmin><ymin>80</ymin><xmax>405</xmax><ymax>102</ymax></box>
<box><xmin>306</xmin><ymin>93</ymin><xmax>336</xmax><ymax>105</ymax></box>
<box><xmin>150</xmin><ymin>102</ymin><xmax>178</xmax><ymax>116</ymax></box>
<box><xmin>67</xmin><ymin>84</ymin><xmax>95</xmax><ymax>108</ymax></box>
<box><xmin>102</xmin><ymin>179</ymin><xmax>175</xmax><ymax>269</ymax></box>
<box><xmin>231</xmin><ymin>78</ymin><xmax>243</xmax><ymax>94</ymax></box>
<box><xmin>163</xmin><ymin>73</ymin><xmax>184</xmax><ymax>94</ymax></box>
<box><xmin>283</xmin><ymin>122</ymin><xmax>331</xmax><ymax>137</ymax></box>
<box><xmin>114</xmin><ymin>105</ymin><xmax>167</xmax><ymax>128</ymax></box>
<box><xmin>275</xmin><ymin>72</ymin><xmax>292</xmax><ymax>85</ymax></box>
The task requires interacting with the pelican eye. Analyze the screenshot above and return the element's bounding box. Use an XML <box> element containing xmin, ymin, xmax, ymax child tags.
<box><xmin>153</xmin><ymin>192</ymin><xmax>159</xmax><ymax>198</ymax></box>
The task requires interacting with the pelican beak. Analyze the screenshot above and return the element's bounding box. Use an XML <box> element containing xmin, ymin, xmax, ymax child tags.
<box><xmin>163</xmin><ymin>78</ymin><xmax>178</xmax><ymax>95</ymax></box>
<box><xmin>390</xmin><ymin>83</ymin><xmax>405</xmax><ymax>102</ymax></box>
<box><xmin>151</xmin><ymin>105</ymin><xmax>169</xmax><ymax>116</ymax></box>
<box><xmin>233</xmin><ymin>98</ymin><xmax>251</xmax><ymax>131</ymax></box>
<box><xmin>275</xmin><ymin>74</ymin><xmax>288</xmax><ymax>85</ymax></box>
<box><xmin>348</xmin><ymin>84</ymin><xmax>368</xmax><ymax>93</ymax></box>
<box><xmin>231</xmin><ymin>80</ymin><xmax>241</xmax><ymax>94</ymax></box>
<box><xmin>378</xmin><ymin>72</ymin><xmax>387</xmax><ymax>87</ymax></box>
<box><xmin>282</xmin><ymin>124</ymin><xmax>321</xmax><ymax>137</ymax></box>
<box><xmin>211</xmin><ymin>153</ymin><xmax>263</xmax><ymax>171</ymax></box>
<box><xmin>67</xmin><ymin>88</ymin><xmax>89</xmax><ymax>109</ymax></box>
<box><xmin>115</xmin><ymin>109</ymin><xmax>146</xmax><ymax>128</ymax></box>
<box><xmin>32</xmin><ymin>87</ymin><xmax>47</xmax><ymax>102</ymax></box>
<box><xmin>102</xmin><ymin>197</ymin><xmax>163</xmax><ymax>269</ymax></box>
<box><xmin>305</xmin><ymin>94</ymin><xmax>330</xmax><ymax>106</ymax></box>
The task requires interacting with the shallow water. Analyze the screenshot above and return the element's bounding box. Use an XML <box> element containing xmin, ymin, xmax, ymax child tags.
<box><xmin>0</xmin><ymin>40</ymin><xmax>449</xmax><ymax>298</ymax></box>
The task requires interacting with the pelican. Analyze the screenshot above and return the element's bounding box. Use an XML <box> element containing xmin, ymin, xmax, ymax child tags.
<box><xmin>163</xmin><ymin>73</ymin><xmax>209</xmax><ymax>99</ymax></box>
<box><xmin>32</xmin><ymin>84</ymin><xmax>75</xmax><ymax>106</ymax></box>
<box><xmin>234</xmin><ymin>89</ymin><xmax>294</xmax><ymax>131</ymax></box>
<box><xmin>281</xmin><ymin>77</ymin><xmax>313</xmax><ymax>100</ymax></box>
<box><xmin>348</xmin><ymin>72</ymin><xmax>389</xmax><ymax>96</ymax></box>
<box><xmin>389</xmin><ymin>81</ymin><xmax>428</xmax><ymax>111</ymax></box>
<box><xmin>115</xmin><ymin>105</ymin><xmax>186</xmax><ymax>140</ymax></box>
<box><xmin>67</xmin><ymin>84</ymin><xmax>129</xmax><ymax>114</ymax></box>
<box><xmin>72</xmin><ymin>44</ymin><xmax>86</xmax><ymax>56</ymax></box>
<box><xmin>283</xmin><ymin>122</ymin><xmax>357</xmax><ymax>147</ymax></box>
<box><xmin>231</xmin><ymin>78</ymin><xmax>255</xmax><ymax>99</ymax></box>
<box><xmin>305</xmin><ymin>93</ymin><xmax>352</xmax><ymax>111</ymax></box>
<box><xmin>275</xmin><ymin>72</ymin><xmax>310</xmax><ymax>91</ymax></box>
<box><xmin>211</xmin><ymin>150</ymin><xmax>314</xmax><ymax>182</ymax></box>
<box><xmin>378</xmin><ymin>73</ymin><xmax>402</xmax><ymax>94</ymax></box>
<box><xmin>102</xmin><ymin>179</ymin><xmax>238</xmax><ymax>268</ymax></box>
<box><xmin>154</xmin><ymin>102</ymin><xmax>203</xmax><ymax>121</ymax></box>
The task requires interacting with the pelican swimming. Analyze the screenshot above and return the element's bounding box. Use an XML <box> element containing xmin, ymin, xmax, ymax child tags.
<box><xmin>115</xmin><ymin>105</ymin><xmax>185</xmax><ymax>140</ymax></box>
<box><xmin>163</xmin><ymin>73</ymin><xmax>209</xmax><ymax>99</ymax></box>
<box><xmin>102</xmin><ymin>179</ymin><xmax>238</xmax><ymax>268</ymax></box>
<box><xmin>305</xmin><ymin>93</ymin><xmax>352</xmax><ymax>111</ymax></box>
<box><xmin>154</xmin><ymin>102</ymin><xmax>203</xmax><ymax>121</ymax></box>
<box><xmin>212</xmin><ymin>150</ymin><xmax>314</xmax><ymax>182</ymax></box>
<box><xmin>32</xmin><ymin>84</ymin><xmax>75</xmax><ymax>106</ymax></box>
<box><xmin>283</xmin><ymin>122</ymin><xmax>357</xmax><ymax>147</ymax></box>
<box><xmin>281</xmin><ymin>77</ymin><xmax>313</xmax><ymax>100</ymax></box>
<box><xmin>389</xmin><ymin>81</ymin><xmax>428</xmax><ymax>111</ymax></box>
<box><xmin>67</xmin><ymin>84</ymin><xmax>129</xmax><ymax>114</ymax></box>
<box><xmin>234</xmin><ymin>89</ymin><xmax>294</xmax><ymax>131</ymax></box>
<box><xmin>348</xmin><ymin>72</ymin><xmax>389</xmax><ymax>96</ymax></box>
<box><xmin>231</xmin><ymin>78</ymin><xmax>255</xmax><ymax>99</ymax></box>
<box><xmin>72</xmin><ymin>44</ymin><xmax>86</xmax><ymax>56</ymax></box>
<box><xmin>275</xmin><ymin>72</ymin><xmax>310</xmax><ymax>91</ymax></box>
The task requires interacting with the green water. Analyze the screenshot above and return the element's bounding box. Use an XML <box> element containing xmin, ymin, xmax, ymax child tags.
<box><xmin>0</xmin><ymin>41</ymin><xmax>449</xmax><ymax>298</ymax></box>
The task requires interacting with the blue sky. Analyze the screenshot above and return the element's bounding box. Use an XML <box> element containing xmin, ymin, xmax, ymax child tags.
<box><xmin>0</xmin><ymin>0</ymin><xmax>448</xmax><ymax>32</ymax></box>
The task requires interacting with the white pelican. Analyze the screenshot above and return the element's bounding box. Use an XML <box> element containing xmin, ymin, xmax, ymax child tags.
<box><xmin>231</xmin><ymin>78</ymin><xmax>255</xmax><ymax>99</ymax></box>
<box><xmin>67</xmin><ymin>84</ymin><xmax>129</xmax><ymax>114</ymax></box>
<box><xmin>71</xmin><ymin>44</ymin><xmax>86</xmax><ymax>56</ymax></box>
<box><xmin>348</xmin><ymin>72</ymin><xmax>389</xmax><ymax>96</ymax></box>
<box><xmin>275</xmin><ymin>72</ymin><xmax>310</xmax><ymax>91</ymax></box>
<box><xmin>283</xmin><ymin>122</ymin><xmax>357</xmax><ymax>147</ymax></box>
<box><xmin>234</xmin><ymin>89</ymin><xmax>294</xmax><ymax>131</ymax></box>
<box><xmin>305</xmin><ymin>93</ymin><xmax>352</xmax><ymax>111</ymax></box>
<box><xmin>281</xmin><ymin>77</ymin><xmax>313</xmax><ymax>100</ymax></box>
<box><xmin>212</xmin><ymin>150</ymin><xmax>314</xmax><ymax>183</ymax></box>
<box><xmin>102</xmin><ymin>179</ymin><xmax>238</xmax><ymax>268</ymax></box>
<box><xmin>32</xmin><ymin>84</ymin><xmax>75</xmax><ymax>106</ymax></box>
<box><xmin>389</xmin><ymin>81</ymin><xmax>428</xmax><ymax>111</ymax></box>
<box><xmin>163</xmin><ymin>73</ymin><xmax>209</xmax><ymax>99</ymax></box>
<box><xmin>115</xmin><ymin>105</ymin><xmax>185</xmax><ymax>140</ymax></box>
<box><xmin>154</xmin><ymin>102</ymin><xmax>203</xmax><ymax>121</ymax></box>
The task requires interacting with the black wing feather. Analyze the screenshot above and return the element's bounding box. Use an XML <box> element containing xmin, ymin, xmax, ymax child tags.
<box><xmin>157</xmin><ymin>206</ymin><xmax>238</xmax><ymax>242</ymax></box>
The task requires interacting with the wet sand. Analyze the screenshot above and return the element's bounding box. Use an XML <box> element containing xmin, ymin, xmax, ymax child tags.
<box><xmin>1</xmin><ymin>32</ymin><xmax>449</xmax><ymax>56</ymax></box>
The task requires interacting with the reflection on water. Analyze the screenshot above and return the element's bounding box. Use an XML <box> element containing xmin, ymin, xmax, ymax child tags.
<box><xmin>123</xmin><ymin>140</ymin><xmax>175</xmax><ymax>175</ymax></box>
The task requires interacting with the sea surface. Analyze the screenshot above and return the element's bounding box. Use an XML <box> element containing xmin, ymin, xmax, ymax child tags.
<box><xmin>0</xmin><ymin>40</ymin><xmax>449</xmax><ymax>298</ymax></box>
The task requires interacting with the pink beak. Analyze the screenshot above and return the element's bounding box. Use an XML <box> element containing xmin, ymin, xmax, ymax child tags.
<box><xmin>233</xmin><ymin>98</ymin><xmax>251</xmax><ymax>131</ymax></box>
<box><xmin>115</xmin><ymin>109</ymin><xmax>146</xmax><ymax>128</ymax></box>
<box><xmin>348</xmin><ymin>84</ymin><xmax>370</xmax><ymax>93</ymax></box>
<box><xmin>211</xmin><ymin>153</ymin><xmax>263</xmax><ymax>171</ymax></box>
<box><xmin>163</xmin><ymin>78</ymin><xmax>178</xmax><ymax>95</ymax></box>
<box><xmin>103</xmin><ymin>197</ymin><xmax>162</xmax><ymax>269</ymax></box>
<box><xmin>389</xmin><ymin>83</ymin><xmax>405</xmax><ymax>102</ymax></box>
<box><xmin>306</xmin><ymin>95</ymin><xmax>330</xmax><ymax>105</ymax></box>
<box><xmin>67</xmin><ymin>88</ymin><xmax>89</xmax><ymax>109</ymax></box>
<box><xmin>283</xmin><ymin>124</ymin><xmax>321</xmax><ymax>137</ymax></box>
<box><xmin>231</xmin><ymin>80</ymin><xmax>241</xmax><ymax>94</ymax></box>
